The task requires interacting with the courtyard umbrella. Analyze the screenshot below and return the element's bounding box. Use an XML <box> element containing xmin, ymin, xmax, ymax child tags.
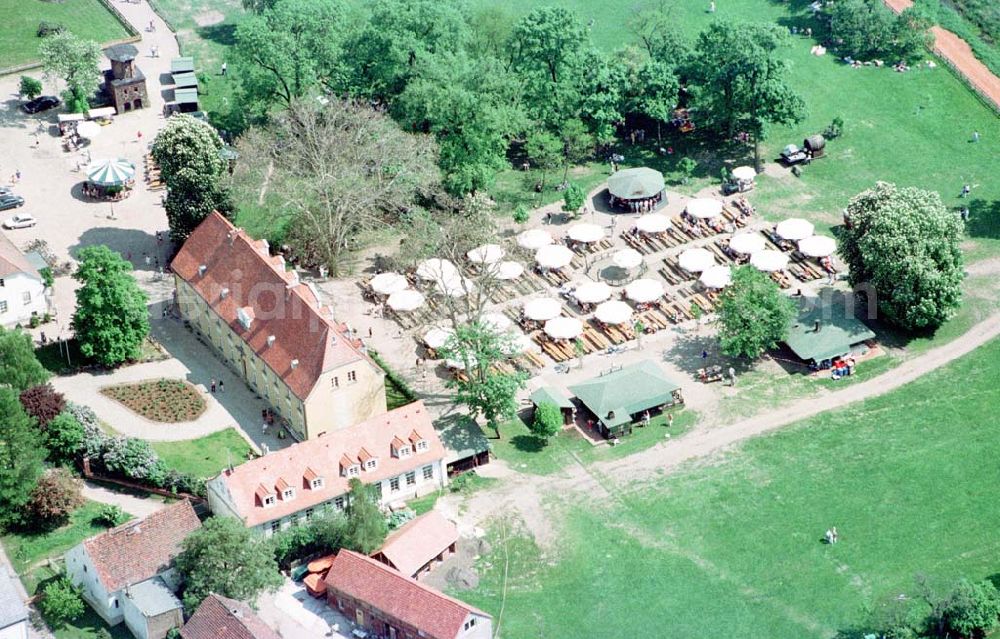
<box><xmin>416</xmin><ymin>258</ymin><xmax>458</xmax><ymax>281</ymax></box>
<box><xmin>573</xmin><ymin>282</ymin><xmax>612</xmax><ymax>304</ymax></box>
<box><xmin>678</xmin><ymin>247</ymin><xmax>715</xmax><ymax>273</ymax></box>
<box><xmin>86</xmin><ymin>158</ymin><xmax>136</xmax><ymax>187</ymax></box>
<box><xmin>686</xmin><ymin>198</ymin><xmax>723</xmax><ymax>219</ymax></box>
<box><xmin>750</xmin><ymin>249</ymin><xmax>789</xmax><ymax>272</ymax></box>
<box><xmin>387</xmin><ymin>290</ymin><xmax>424</xmax><ymax>312</ymax></box>
<box><xmin>517</xmin><ymin>229</ymin><xmax>554</xmax><ymax>250</ymax></box>
<box><xmin>544</xmin><ymin>317</ymin><xmax>584</xmax><ymax>340</ymax></box>
<box><xmin>776</xmin><ymin>218</ymin><xmax>814</xmax><ymax>241</ymax></box>
<box><xmin>501</xmin><ymin>333</ymin><xmax>539</xmax><ymax>356</ymax></box>
<box><xmin>76</xmin><ymin>120</ymin><xmax>102</xmax><ymax>139</ymax></box>
<box><xmin>608</xmin><ymin>167</ymin><xmax>665</xmax><ymax>200</ymax></box>
<box><xmin>568</xmin><ymin>223</ymin><xmax>605</xmax><ymax>243</ymax></box>
<box><xmin>423</xmin><ymin>327</ymin><xmax>454</xmax><ymax>350</ymax></box>
<box><xmin>635</xmin><ymin>214</ymin><xmax>670</xmax><ymax>234</ymax></box>
<box><xmin>625</xmin><ymin>278</ymin><xmax>664</xmax><ymax>303</ymax></box>
<box><xmin>594</xmin><ymin>300</ymin><xmax>633</xmax><ymax>325</ymax></box>
<box><xmin>535</xmin><ymin>245</ymin><xmax>574</xmax><ymax>270</ymax></box>
<box><xmin>732</xmin><ymin>166</ymin><xmax>756</xmax><ymax>182</ymax></box>
<box><xmin>370</xmin><ymin>272</ymin><xmax>409</xmax><ymax>296</ymax></box>
<box><xmin>436</xmin><ymin>276</ymin><xmax>474</xmax><ymax>298</ymax></box>
<box><xmin>798</xmin><ymin>235</ymin><xmax>836</xmax><ymax>258</ymax></box>
<box><xmin>467</xmin><ymin>244</ymin><xmax>505</xmax><ymax>264</ymax></box>
<box><xmin>613</xmin><ymin>248</ymin><xmax>643</xmax><ymax>270</ymax></box>
<box><xmin>699</xmin><ymin>265</ymin><xmax>732</xmax><ymax>289</ymax></box>
<box><xmin>480</xmin><ymin>312</ymin><xmax>512</xmax><ymax>332</ymax></box>
<box><xmin>523</xmin><ymin>298</ymin><xmax>562</xmax><ymax>321</ymax></box>
<box><xmin>729</xmin><ymin>233</ymin><xmax>765</xmax><ymax>255</ymax></box>
<box><xmin>492</xmin><ymin>261</ymin><xmax>524</xmax><ymax>280</ymax></box>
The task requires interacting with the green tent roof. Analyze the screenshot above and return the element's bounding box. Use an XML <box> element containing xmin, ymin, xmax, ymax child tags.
<box><xmin>785</xmin><ymin>297</ymin><xmax>876</xmax><ymax>363</ymax></box>
<box><xmin>172</xmin><ymin>88</ymin><xmax>199</xmax><ymax>105</ymax></box>
<box><xmin>436</xmin><ymin>417</ymin><xmax>490</xmax><ymax>463</ymax></box>
<box><xmin>607</xmin><ymin>167</ymin><xmax>665</xmax><ymax>200</ymax></box>
<box><xmin>172</xmin><ymin>71</ymin><xmax>198</xmax><ymax>88</ymax></box>
<box><xmin>171</xmin><ymin>57</ymin><xmax>195</xmax><ymax>73</ymax></box>
<box><xmin>530</xmin><ymin>387</ymin><xmax>573</xmax><ymax>409</ymax></box>
<box><xmin>569</xmin><ymin>360</ymin><xmax>680</xmax><ymax>428</ymax></box>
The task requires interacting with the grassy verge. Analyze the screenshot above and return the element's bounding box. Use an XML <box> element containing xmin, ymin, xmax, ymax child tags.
<box><xmin>462</xmin><ymin>336</ymin><xmax>1000</xmax><ymax>637</ymax></box>
<box><xmin>152</xmin><ymin>427</ymin><xmax>252</xmax><ymax>478</ymax></box>
<box><xmin>36</xmin><ymin>337</ymin><xmax>166</xmax><ymax>375</ymax></box>
<box><xmin>0</xmin><ymin>0</ymin><xmax>131</xmax><ymax>69</ymax></box>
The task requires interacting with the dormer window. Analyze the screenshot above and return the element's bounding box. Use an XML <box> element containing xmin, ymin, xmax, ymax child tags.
<box><xmin>409</xmin><ymin>430</ymin><xmax>428</xmax><ymax>453</ymax></box>
<box><xmin>347</xmin><ymin>465</ymin><xmax>360</xmax><ymax>477</ymax></box>
<box><xmin>364</xmin><ymin>459</ymin><xmax>377</xmax><ymax>471</ymax></box>
<box><xmin>311</xmin><ymin>477</ymin><xmax>324</xmax><ymax>489</ymax></box>
<box><xmin>256</xmin><ymin>484</ymin><xmax>277</xmax><ymax>508</ymax></box>
<box><xmin>282</xmin><ymin>488</ymin><xmax>295</xmax><ymax>500</ymax></box>
<box><xmin>275</xmin><ymin>477</ymin><xmax>293</xmax><ymax>501</ymax></box>
<box><xmin>416</xmin><ymin>440</ymin><xmax>428</xmax><ymax>452</ymax></box>
<box><xmin>358</xmin><ymin>448</ymin><xmax>377</xmax><ymax>471</ymax></box>
<box><xmin>391</xmin><ymin>436</ymin><xmax>411</xmax><ymax>459</ymax></box>
<box><xmin>263</xmin><ymin>495</ymin><xmax>276</xmax><ymax>507</ymax></box>
<box><xmin>340</xmin><ymin>454</ymin><xmax>360</xmax><ymax>477</ymax></box>
<box><xmin>304</xmin><ymin>467</ymin><xmax>323</xmax><ymax>490</ymax></box>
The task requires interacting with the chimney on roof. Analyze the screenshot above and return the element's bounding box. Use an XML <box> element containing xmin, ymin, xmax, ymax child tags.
<box><xmin>267</xmin><ymin>335</ymin><xmax>275</xmax><ymax>347</ymax></box>
<box><xmin>291</xmin><ymin>359</ymin><xmax>299</xmax><ymax>369</ymax></box>
<box><xmin>228</xmin><ymin>231</ymin><xmax>236</xmax><ymax>246</ymax></box>
<box><xmin>221</xmin><ymin>287</ymin><xmax>230</xmax><ymax>299</ymax></box>
<box><xmin>814</xmin><ymin>319</ymin><xmax>822</xmax><ymax>332</ymax></box>
<box><xmin>198</xmin><ymin>264</ymin><xmax>207</xmax><ymax>277</ymax></box>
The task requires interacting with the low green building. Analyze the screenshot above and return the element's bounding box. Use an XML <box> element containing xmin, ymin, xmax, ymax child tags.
<box><xmin>785</xmin><ymin>298</ymin><xmax>876</xmax><ymax>366</ymax></box>
<box><xmin>569</xmin><ymin>360</ymin><xmax>682</xmax><ymax>439</ymax></box>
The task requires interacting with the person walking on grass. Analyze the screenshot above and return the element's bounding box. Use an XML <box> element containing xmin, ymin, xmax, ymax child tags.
<box><xmin>728</xmin><ymin>366</ymin><xmax>736</xmax><ymax>386</ymax></box>
<box><xmin>219</xmin><ymin>379</ymin><xmax>224</xmax><ymax>392</ymax></box>
<box><xmin>210</xmin><ymin>379</ymin><xmax>216</xmax><ymax>393</ymax></box>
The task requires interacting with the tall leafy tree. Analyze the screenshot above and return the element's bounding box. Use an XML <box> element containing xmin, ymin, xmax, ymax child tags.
<box><xmin>686</xmin><ymin>21</ymin><xmax>805</xmax><ymax>169</ymax></box>
<box><xmin>628</xmin><ymin>0</ymin><xmax>690</xmax><ymax>64</ymax></box>
<box><xmin>71</xmin><ymin>246</ymin><xmax>150</xmax><ymax>367</ymax></box>
<box><xmin>839</xmin><ymin>182</ymin><xmax>964</xmax><ymax>331</ymax></box>
<box><xmin>0</xmin><ymin>388</ymin><xmax>46</xmax><ymax>529</ymax></box>
<box><xmin>19</xmin><ymin>383</ymin><xmax>66</xmax><ymax>429</ymax></box>
<box><xmin>634</xmin><ymin>59</ymin><xmax>680</xmax><ymax>140</ymax></box>
<box><xmin>175</xmin><ymin>517</ymin><xmax>282</xmax><ymax>611</ymax></box>
<box><xmin>557</xmin><ymin>118</ymin><xmax>594</xmax><ymax>183</ymax></box>
<box><xmin>525</xmin><ymin>129</ymin><xmax>562</xmax><ymax>192</ymax></box>
<box><xmin>439</xmin><ymin>322</ymin><xmax>528</xmax><ymax>439</ymax></box>
<box><xmin>830</xmin><ymin>0</ymin><xmax>930</xmax><ymax>63</ymax></box>
<box><xmin>717</xmin><ymin>266</ymin><xmax>795</xmax><ymax>359</ymax></box>
<box><xmin>344</xmin><ymin>478</ymin><xmax>387</xmax><ymax>554</ymax></box>
<box><xmin>38</xmin><ymin>32</ymin><xmax>101</xmax><ymax>113</ymax></box>
<box><xmin>0</xmin><ymin>326</ymin><xmax>49</xmax><ymax>391</ymax></box>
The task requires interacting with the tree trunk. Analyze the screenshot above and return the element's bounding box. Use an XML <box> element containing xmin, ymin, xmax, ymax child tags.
<box><xmin>753</xmin><ymin>131</ymin><xmax>762</xmax><ymax>174</ymax></box>
<box><xmin>657</xmin><ymin>120</ymin><xmax>661</xmax><ymax>143</ymax></box>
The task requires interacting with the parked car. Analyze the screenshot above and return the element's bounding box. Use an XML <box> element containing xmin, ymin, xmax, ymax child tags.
<box><xmin>0</xmin><ymin>196</ymin><xmax>27</xmax><ymax>214</ymax></box>
<box><xmin>2</xmin><ymin>212</ymin><xmax>35</xmax><ymax>229</ymax></box>
<box><xmin>22</xmin><ymin>95</ymin><xmax>60</xmax><ymax>114</ymax></box>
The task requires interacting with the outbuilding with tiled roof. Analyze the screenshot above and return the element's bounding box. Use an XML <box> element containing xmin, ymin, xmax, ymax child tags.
<box><xmin>180</xmin><ymin>593</ymin><xmax>280</xmax><ymax>639</ymax></box>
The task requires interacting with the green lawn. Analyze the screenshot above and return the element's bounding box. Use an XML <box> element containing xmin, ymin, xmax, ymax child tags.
<box><xmin>461</xmin><ymin>337</ymin><xmax>1000</xmax><ymax>638</ymax></box>
<box><xmin>152</xmin><ymin>427</ymin><xmax>252</xmax><ymax>478</ymax></box>
<box><xmin>0</xmin><ymin>0</ymin><xmax>132</xmax><ymax>69</ymax></box>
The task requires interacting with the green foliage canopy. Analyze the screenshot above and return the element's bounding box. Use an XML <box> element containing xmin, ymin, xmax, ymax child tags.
<box><xmin>717</xmin><ymin>266</ymin><xmax>795</xmax><ymax>359</ymax></box>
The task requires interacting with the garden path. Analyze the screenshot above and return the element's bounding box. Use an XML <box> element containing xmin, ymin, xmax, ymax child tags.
<box><xmin>80</xmin><ymin>481</ymin><xmax>166</xmax><ymax>519</ymax></box>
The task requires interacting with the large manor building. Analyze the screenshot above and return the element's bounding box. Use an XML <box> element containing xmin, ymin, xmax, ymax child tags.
<box><xmin>172</xmin><ymin>212</ymin><xmax>386</xmax><ymax>440</ymax></box>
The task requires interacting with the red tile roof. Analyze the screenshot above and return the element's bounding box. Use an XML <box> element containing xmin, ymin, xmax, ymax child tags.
<box><xmin>171</xmin><ymin>212</ymin><xmax>376</xmax><ymax>400</ymax></box>
<box><xmin>374</xmin><ymin>510</ymin><xmax>458</xmax><ymax>578</ymax></box>
<box><xmin>213</xmin><ymin>401</ymin><xmax>445</xmax><ymax>527</ymax></box>
<box><xmin>0</xmin><ymin>232</ymin><xmax>39</xmax><ymax>279</ymax></box>
<box><xmin>82</xmin><ymin>501</ymin><xmax>201</xmax><ymax>592</ymax></box>
<box><xmin>180</xmin><ymin>594</ymin><xmax>280</xmax><ymax>639</ymax></box>
<box><xmin>325</xmin><ymin>551</ymin><xmax>488</xmax><ymax>639</ymax></box>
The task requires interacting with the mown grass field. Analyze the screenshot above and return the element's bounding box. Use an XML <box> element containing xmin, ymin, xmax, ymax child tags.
<box><xmin>462</xmin><ymin>337</ymin><xmax>1000</xmax><ymax>638</ymax></box>
<box><xmin>152</xmin><ymin>427</ymin><xmax>252</xmax><ymax>478</ymax></box>
<box><xmin>0</xmin><ymin>0</ymin><xmax>131</xmax><ymax>68</ymax></box>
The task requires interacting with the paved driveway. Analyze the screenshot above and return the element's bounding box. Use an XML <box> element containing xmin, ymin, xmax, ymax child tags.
<box><xmin>256</xmin><ymin>579</ymin><xmax>354</xmax><ymax>639</ymax></box>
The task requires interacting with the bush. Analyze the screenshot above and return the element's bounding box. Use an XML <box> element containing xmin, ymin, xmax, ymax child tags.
<box><xmin>19</xmin><ymin>384</ymin><xmax>66</xmax><ymax>430</ymax></box>
<box><xmin>829</xmin><ymin>0</ymin><xmax>930</xmax><ymax>62</ymax></box>
<box><xmin>19</xmin><ymin>76</ymin><xmax>43</xmax><ymax>100</ymax></box>
<box><xmin>824</xmin><ymin>116</ymin><xmax>845</xmax><ymax>140</ymax></box>
<box><xmin>28</xmin><ymin>468</ymin><xmax>85</xmax><ymax>528</ymax></box>
<box><xmin>941</xmin><ymin>578</ymin><xmax>1000</xmax><ymax>638</ymax></box>
<box><xmin>45</xmin><ymin>412</ymin><xmax>85</xmax><ymax>463</ymax></box>
<box><xmin>530</xmin><ymin>402</ymin><xmax>562</xmax><ymax>442</ymax></box>
<box><xmin>271</xmin><ymin>513</ymin><xmax>351</xmax><ymax>569</ymax></box>
<box><xmin>38</xmin><ymin>578</ymin><xmax>84</xmax><ymax>629</ymax></box>
<box><xmin>512</xmin><ymin>205</ymin><xmax>531</xmax><ymax>224</ymax></box>
<box><xmin>561</xmin><ymin>183</ymin><xmax>586</xmax><ymax>215</ymax></box>
<box><xmin>679</xmin><ymin>157</ymin><xmax>697</xmax><ymax>184</ymax></box>
<box><xmin>36</xmin><ymin>21</ymin><xmax>65</xmax><ymax>38</ymax></box>
<box><xmin>96</xmin><ymin>504</ymin><xmax>129</xmax><ymax>528</ymax></box>
<box><xmin>102</xmin><ymin>437</ymin><xmax>161</xmax><ymax>481</ymax></box>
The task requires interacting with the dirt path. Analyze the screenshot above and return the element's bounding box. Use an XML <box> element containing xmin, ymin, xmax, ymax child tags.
<box><xmin>883</xmin><ymin>0</ymin><xmax>1000</xmax><ymax>111</ymax></box>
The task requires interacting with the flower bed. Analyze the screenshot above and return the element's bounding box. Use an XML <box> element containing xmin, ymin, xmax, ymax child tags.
<box><xmin>100</xmin><ymin>379</ymin><xmax>206</xmax><ymax>422</ymax></box>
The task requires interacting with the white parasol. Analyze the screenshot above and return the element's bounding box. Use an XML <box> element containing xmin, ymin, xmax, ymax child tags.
<box><xmin>750</xmin><ymin>249</ymin><xmax>789</xmax><ymax>272</ymax></box>
<box><xmin>416</xmin><ymin>258</ymin><xmax>458</xmax><ymax>281</ymax></box>
<box><xmin>612</xmin><ymin>248</ymin><xmax>643</xmax><ymax>270</ymax></box>
<box><xmin>678</xmin><ymin>247</ymin><xmax>715</xmax><ymax>273</ymax></box>
<box><xmin>594</xmin><ymin>300</ymin><xmax>633</xmax><ymax>325</ymax></box>
<box><xmin>535</xmin><ymin>245</ymin><xmax>575</xmax><ymax>270</ymax></box>
<box><xmin>567</xmin><ymin>223</ymin><xmax>605</xmax><ymax>243</ymax></box>
<box><xmin>573</xmin><ymin>281</ymin><xmax>612</xmax><ymax>304</ymax></box>
<box><xmin>798</xmin><ymin>235</ymin><xmax>836</xmax><ymax>258</ymax></box>
<box><xmin>687</xmin><ymin>198</ymin><xmax>724</xmax><ymax>219</ymax></box>
<box><xmin>635</xmin><ymin>214</ymin><xmax>670</xmax><ymax>234</ymax></box>
<box><xmin>729</xmin><ymin>233</ymin><xmax>765</xmax><ymax>255</ymax></box>
<box><xmin>436</xmin><ymin>276</ymin><xmax>475</xmax><ymax>298</ymax></box>
<box><xmin>523</xmin><ymin>298</ymin><xmax>562</xmax><ymax>321</ymax></box>
<box><xmin>699</xmin><ymin>265</ymin><xmax>732</xmax><ymax>289</ymax></box>
<box><xmin>544</xmin><ymin>316</ymin><xmax>584</xmax><ymax>340</ymax></box>
<box><xmin>517</xmin><ymin>229</ymin><xmax>554</xmax><ymax>250</ymax></box>
<box><xmin>76</xmin><ymin>120</ymin><xmax>102</xmax><ymax>139</ymax></box>
<box><xmin>86</xmin><ymin>158</ymin><xmax>135</xmax><ymax>186</ymax></box>
<box><xmin>480</xmin><ymin>312</ymin><xmax>512</xmax><ymax>332</ymax></box>
<box><xmin>423</xmin><ymin>327</ymin><xmax>454</xmax><ymax>350</ymax></box>
<box><xmin>370</xmin><ymin>272</ymin><xmax>409</xmax><ymax>296</ymax></box>
<box><xmin>501</xmin><ymin>333</ymin><xmax>539</xmax><ymax>356</ymax></box>
<box><xmin>387</xmin><ymin>290</ymin><xmax>425</xmax><ymax>312</ymax></box>
<box><xmin>467</xmin><ymin>244</ymin><xmax>505</xmax><ymax>264</ymax></box>
<box><xmin>625</xmin><ymin>278</ymin><xmax>665</xmax><ymax>303</ymax></box>
<box><xmin>492</xmin><ymin>261</ymin><xmax>524</xmax><ymax>280</ymax></box>
<box><xmin>732</xmin><ymin>166</ymin><xmax>756</xmax><ymax>182</ymax></box>
<box><xmin>776</xmin><ymin>218</ymin><xmax>814</xmax><ymax>241</ymax></box>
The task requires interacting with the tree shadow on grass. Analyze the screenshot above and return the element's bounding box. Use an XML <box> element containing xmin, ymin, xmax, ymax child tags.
<box><xmin>195</xmin><ymin>23</ymin><xmax>238</xmax><ymax>47</ymax></box>
<box><xmin>510</xmin><ymin>434</ymin><xmax>547</xmax><ymax>453</ymax></box>
<box><xmin>964</xmin><ymin>197</ymin><xmax>1000</xmax><ymax>240</ymax></box>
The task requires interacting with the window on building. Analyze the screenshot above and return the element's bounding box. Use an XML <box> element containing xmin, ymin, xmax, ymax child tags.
<box><xmin>397</xmin><ymin>446</ymin><xmax>411</xmax><ymax>458</ymax></box>
<box><xmin>263</xmin><ymin>495</ymin><xmax>276</xmax><ymax>507</ymax></box>
<box><xmin>364</xmin><ymin>459</ymin><xmax>377</xmax><ymax>471</ymax></box>
<box><xmin>0</xmin><ymin>301</ymin><xmax>7</xmax><ymax>314</ymax></box>
<box><xmin>347</xmin><ymin>370</ymin><xmax>357</xmax><ymax>383</ymax></box>
<box><xmin>390</xmin><ymin>477</ymin><xmax>400</xmax><ymax>492</ymax></box>
<box><xmin>270</xmin><ymin>520</ymin><xmax>281</xmax><ymax>535</ymax></box>
<box><xmin>423</xmin><ymin>465</ymin><xmax>434</xmax><ymax>480</ymax></box>
<box><xmin>334</xmin><ymin>496</ymin><xmax>345</xmax><ymax>510</ymax></box>
<box><xmin>417</xmin><ymin>440</ymin><xmax>429</xmax><ymax>452</ymax></box>
<box><xmin>0</xmin><ymin>279</ymin><xmax>4</xmax><ymax>287</ymax></box>
<box><xmin>331</xmin><ymin>377</ymin><xmax>339</xmax><ymax>388</ymax></box>
<box><xmin>347</xmin><ymin>465</ymin><xmax>360</xmax><ymax>477</ymax></box>
<box><xmin>465</xmin><ymin>618</ymin><xmax>477</xmax><ymax>630</ymax></box>
<box><xmin>311</xmin><ymin>477</ymin><xmax>324</xmax><ymax>490</ymax></box>
<box><xmin>305</xmin><ymin>508</ymin><xmax>314</xmax><ymax>521</ymax></box>
<box><xmin>282</xmin><ymin>488</ymin><xmax>295</xmax><ymax>500</ymax></box>
<box><xmin>373</xmin><ymin>482</ymin><xmax>382</xmax><ymax>498</ymax></box>
<box><xmin>405</xmin><ymin>471</ymin><xmax>416</xmax><ymax>486</ymax></box>
<box><xmin>21</xmin><ymin>292</ymin><xmax>30</xmax><ymax>304</ymax></box>
<box><xmin>114</xmin><ymin>599</ymin><xmax>119</xmax><ymax>609</ymax></box>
